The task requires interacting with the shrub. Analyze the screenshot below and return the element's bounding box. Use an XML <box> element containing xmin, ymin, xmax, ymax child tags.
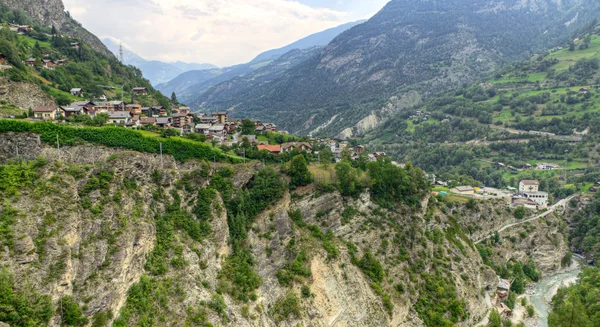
<box><xmin>60</xmin><ymin>296</ymin><xmax>89</xmax><ymax>327</ymax></box>
<box><xmin>271</xmin><ymin>292</ymin><xmax>301</xmax><ymax>323</ymax></box>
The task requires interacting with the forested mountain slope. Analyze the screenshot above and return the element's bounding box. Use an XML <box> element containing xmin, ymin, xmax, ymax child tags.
<box><xmin>0</xmin><ymin>1</ymin><xmax>171</xmax><ymax>109</ymax></box>
<box><xmin>195</xmin><ymin>0</ymin><xmax>600</xmax><ymax>137</ymax></box>
<box><xmin>0</xmin><ymin>0</ymin><xmax>112</xmax><ymax>57</ymax></box>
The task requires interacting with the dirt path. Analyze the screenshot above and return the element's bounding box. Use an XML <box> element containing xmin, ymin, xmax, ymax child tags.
<box><xmin>474</xmin><ymin>195</ymin><xmax>576</xmax><ymax>244</ymax></box>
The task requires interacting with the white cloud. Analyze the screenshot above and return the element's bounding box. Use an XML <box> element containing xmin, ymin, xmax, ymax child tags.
<box><xmin>63</xmin><ymin>0</ymin><xmax>369</xmax><ymax>66</ymax></box>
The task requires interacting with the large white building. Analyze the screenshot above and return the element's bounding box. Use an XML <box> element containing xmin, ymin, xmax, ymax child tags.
<box><xmin>517</xmin><ymin>180</ymin><xmax>548</xmax><ymax>208</ymax></box>
<box><xmin>522</xmin><ymin>191</ymin><xmax>549</xmax><ymax>207</ymax></box>
<box><xmin>519</xmin><ymin>180</ymin><xmax>540</xmax><ymax>193</ymax></box>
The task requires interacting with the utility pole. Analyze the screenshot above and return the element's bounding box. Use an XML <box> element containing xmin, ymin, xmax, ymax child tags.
<box><xmin>57</xmin><ymin>134</ymin><xmax>60</xmax><ymax>161</ymax></box>
<box><xmin>119</xmin><ymin>42</ymin><xmax>124</xmax><ymax>63</ymax></box>
<box><xmin>159</xmin><ymin>142</ymin><xmax>163</xmax><ymax>168</ymax></box>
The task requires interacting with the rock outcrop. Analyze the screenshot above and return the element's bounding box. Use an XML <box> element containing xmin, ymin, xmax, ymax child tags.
<box><xmin>0</xmin><ymin>78</ymin><xmax>54</xmax><ymax>109</ymax></box>
<box><xmin>0</xmin><ymin>132</ymin><xmax>568</xmax><ymax>327</ymax></box>
<box><xmin>0</xmin><ymin>0</ymin><xmax>113</xmax><ymax>57</ymax></box>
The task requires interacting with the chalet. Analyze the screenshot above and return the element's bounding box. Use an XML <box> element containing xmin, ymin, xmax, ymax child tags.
<box><xmin>14</xmin><ymin>25</ymin><xmax>32</xmax><ymax>34</ymax></box>
<box><xmin>64</xmin><ymin>101</ymin><xmax>95</xmax><ymax>118</ymax></box>
<box><xmin>451</xmin><ymin>186</ymin><xmax>475</xmax><ymax>195</ymax></box>
<box><xmin>178</xmin><ymin>107</ymin><xmax>191</xmax><ymax>114</ymax></box>
<box><xmin>132</xmin><ymin>87</ymin><xmax>148</xmax><ymax>95</ymax></box>
<box><xmin>208</xmin><ymin>124</ymin><xmax>227</xmax><ymax>140</ymax></box>
<box><xmin>70</xmin><ymin>42</ymin><xmax>80</xmax><ymax>49</ymax></box>
<box><xmin>257</xmin><ymin>144</ymin><xmax>281</xmax><ymax>154</ymax></box>
<box><xmin>255</xmin><ymin>125</ymin><xmax>266</xmax><ymax>134</ymax></box>
<box><xmin>171</xmin><ymin>114</ymin><xmax>187</xmax><ymax>128</ymax></box>
<box><xmin>32</xmin><ymin>105</ymin><xmax>62</xmax><ymax>120</ymax></box>
<box><xmin>109</xmin><ymin>111</ymin><xmax>132</xmax><ymax>125</ymax></box>
<box><xmin>199</xmin><ymin>116</ymin><xmax>217</xmax><ymax>125</ymax></box>
<box><xmin>140</xmin><ymin>117</ymin><xmax>156</xmax><ymax>126</ymax></box>
<box><xmin>141</xmin><ymin>107</ymin><xmax>155</xmax><ymax>117</ymax></box>
<box><xmin>94</xmin><ymin>102</ymin><xmax>113</xmax><ymax>113</ymax></box>
<box><xmin>0</xmin><ymin>53</ymin><xmax>8</xmax><ymax>65</ymax></box>
<box><xmin>355</xmin><ymin>145</ymin><xmax>365</xmax><ymax>153</ymax></box>
<box><xmin>70</xmin><ymin>88</ymin><xmax>83</xmax><ymax>97</ymax></box>
<box><xmin>589</xmin><ymin>186</ymin><xmax>598</xmax><ymax>193</ymax></box>
<box><xmin>152</xmin><ymin>106</ymin><xmax>166</xmax><ymax>116</ymax></box>
<box><xmin>212</xmin><ymin>112</ymin><xmax>228</xmax><ymax>124</ymax></box>
<box><xmin>579</xmin><ymin>88</ymin><xmax>589</xmax><ymax>94</ymax></box>
<box><xmin>156</xmin><ymin>117</ymin><xmax>172</xmax><ymax>128</ymax></box>
<box><xmin>511</xmin><ymin>197</ymin><xmax>539</xmax><ymax>210</ymax></box>
<box><xmin>25</xmin><ymin>58</ymin><xmax>36</xmax><ymax>67</ymax></box>
<box><xmin>126</xmin><ymin>104</ymin><xmax>142</xmax><ymax>115</ymax></box>
<box><xmin>195</xmin><ymin>124</ymin><xmax>211</xmax><ymax>134</ymax></box>
<box><xmin>41</xmin><ymin>59</ymin><xmax>55</xmax><ymax>70</ymax></box>
<box><xmin>128</xmin><ymin>115</ymin><xmax>141</xmax><ymax>128</ymax></box>
<box><xmin>182</xmin><ymin>123</ymin><xmax>195</xmax><ymax>134</ymax></box>
<box><xmin>263</xmin><ymin>123</ymin><xmax>277</xmax><ymax>132</ymax></box>
<box><xmin>43</xmin><ymin>52</ymin><xmax>51</xmax><ymax>58</ymax></box>
<box><xmin>494</xmin><ymin>162</ymin><xmax>506</xmax><ymax>168</ymax></box>
<box><xmin>281</xmin><ymin>142</ymin><xmax>312</xmax><ymax>153</ymax></box>
<box><xmin>522</xmin><ymin>164</ymin><xmax>533</xmax><ymax>170</ymax></box>
<box><xmin>55</xmin><ymin>60</ymin><xmax>67</xmax><ymax>67</ymax></box>
<box><xmin>98</xmin><ymin>95</ymin><xmax>107</xmax><ymax>101</ymax></box>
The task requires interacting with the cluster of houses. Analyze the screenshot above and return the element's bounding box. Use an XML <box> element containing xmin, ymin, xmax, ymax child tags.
<box><xmin>29</xmin><ymin>101</ymin><xmax>285</xmax><ymax>144</ymax></box>
<box><xmin>494</xmin><ymin>162</ymin><xmax>561</xmax><ymax>172</ymax></box>
<box><xmin>409</xmin><ymin>110</ymin><xmax>430</xmax><ymax>124</ymax></box>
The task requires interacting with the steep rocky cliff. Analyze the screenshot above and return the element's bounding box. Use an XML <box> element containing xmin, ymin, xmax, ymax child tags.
<box><xmin>0</xmin><ymin>132</ymin><xmax>566</xmax><ymax>327</ymax></box>
<box><xmin>0</xmin><ymin>77</ymin><xmax>54</xmax><ymax>109</ymax></box>
<box><xmin>0</xmin><ymin>0</ymin><xmax>113</xmax><ymax>57</ymax></box>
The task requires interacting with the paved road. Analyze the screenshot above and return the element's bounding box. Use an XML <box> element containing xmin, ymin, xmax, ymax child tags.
<box><xmin>474</xmin><ymin>195</ymin><xmax>577</xmax><ymax>244</ymax></box>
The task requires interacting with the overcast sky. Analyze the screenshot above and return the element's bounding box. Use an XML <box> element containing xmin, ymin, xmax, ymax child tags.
<box><xmin>62</xmin><ymin>0</ymin><xmax>389</xmax><ymax>67</ymax></box>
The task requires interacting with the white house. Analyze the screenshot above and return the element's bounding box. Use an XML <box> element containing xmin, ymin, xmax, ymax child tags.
<box><xmin>519</xmin><ymin>180</ymin><xmax>540</xmax><ymax>193</ymax></box>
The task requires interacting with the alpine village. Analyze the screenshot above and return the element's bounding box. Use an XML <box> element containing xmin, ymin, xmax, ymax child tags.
<box><xmin>1</xmin><ymin>1</ymin><xmax>600</xmax><ymax>327</ymax></box>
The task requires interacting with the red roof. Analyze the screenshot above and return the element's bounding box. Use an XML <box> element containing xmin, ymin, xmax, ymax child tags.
<box><xmin>257</xmin><ymin>144</ymin><xmax>281</xmax><ymax>153</ymax></box>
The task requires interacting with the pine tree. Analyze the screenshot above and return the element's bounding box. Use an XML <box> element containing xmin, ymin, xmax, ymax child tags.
<box><xmin>51</xmin><ymin>25</ymin><xmax>56</xmax><ymax>35</ymax></box>
<box><xmin>171</xmin><ymin>92</ymin><xmax>177</xmax><ymax>104</ymax></box>
<box><xmin>289</xmin><ymin>155</ymin><xmax>312</xmax><ymax>188</ymax></box>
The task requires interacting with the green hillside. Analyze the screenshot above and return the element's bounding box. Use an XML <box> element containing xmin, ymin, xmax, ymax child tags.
<box><xmin>0</xmin><ymin>3</ymin><xmax>171</xmax><ymax>108</ymax></box>
<box><xmin>360</xmin><ymin>26</ymin><xmax>600</xmax><ymax>197</ymax></box>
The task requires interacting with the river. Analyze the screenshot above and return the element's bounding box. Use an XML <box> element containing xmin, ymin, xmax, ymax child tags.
<box><xmin>528</xmin><ymin>260</ymin><xmax>584</xmax><ymax>327</ymax></box>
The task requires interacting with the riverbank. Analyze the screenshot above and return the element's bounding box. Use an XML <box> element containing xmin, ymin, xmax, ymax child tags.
<box><xmin>521</xmin><ymin>260</ymin><xmax>583</xmax><ymax>327</ymax></box>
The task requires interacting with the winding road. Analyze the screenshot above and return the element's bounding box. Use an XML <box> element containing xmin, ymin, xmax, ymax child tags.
<box><xmin>474</xmin><ymin>195</ymin><xmax>577</xmax><ymax>244</ymax></box>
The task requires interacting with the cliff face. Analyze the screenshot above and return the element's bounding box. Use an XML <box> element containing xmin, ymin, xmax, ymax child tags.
<box><xmin>0</xmin><ymin>0</ymin><xmax>113</xmax><ymax>57</ymax></box>
<box><xmin>0</xmin><ymin>77</ymin><xmax>54</xmax><ymax>109</ymax></box>
<box><xmin>0</xmin><ymin>132</ymin><xmax>563</xmax><ymax>327</ymax></box>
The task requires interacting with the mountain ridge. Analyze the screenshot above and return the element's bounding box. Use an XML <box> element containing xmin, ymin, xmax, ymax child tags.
<box><xmin>102</xmin><ymin>38</ymin><xmax>217</xmax><ymax>86</ymax></box>
<box><xmin>193</xmin><ymin>0</ymin><xmax>600</xmax><ymax>137</ymax></box>
<box><xmin>156</xmin><ymin>20</ymin><xmax>367</xmax><ymax>104</ymax></box>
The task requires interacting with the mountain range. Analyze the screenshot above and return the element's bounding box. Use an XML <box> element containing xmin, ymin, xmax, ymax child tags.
<box><xmin>190</xmin><ymin>0</ymin><xmax>600</xmax><ymax>137</ymax></box>
<box><xmin>155</xmin><ymin>20</ymin><xmax>366</xmax><ymax>105</ymax></box>
<box><xmin>102</xmin><ymin>38</ymin><xmax>217</xmax><ymax>86</ymax></box>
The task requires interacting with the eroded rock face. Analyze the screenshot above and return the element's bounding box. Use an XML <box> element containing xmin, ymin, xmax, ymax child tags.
<box><xmin>2</xmin><ymin>133</ymin><xmax>568</xmax><ymax>327</ymax></box>
<box><xmin>0</xmin><ymin>78</ymin><xmax>54</xmax><ymax>109</ymax></box>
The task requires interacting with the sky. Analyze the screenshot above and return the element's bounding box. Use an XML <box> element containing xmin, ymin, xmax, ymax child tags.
<box><xmin>62</xmin><ymin>0</ymin><xmax>390</xmax><ymax>67</ymax></box>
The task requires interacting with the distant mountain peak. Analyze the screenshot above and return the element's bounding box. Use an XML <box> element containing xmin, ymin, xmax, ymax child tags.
<box><xmin>101</xmin><ymin>38</ymin><xmax>217</xmax><ymax>86</ymax></box>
